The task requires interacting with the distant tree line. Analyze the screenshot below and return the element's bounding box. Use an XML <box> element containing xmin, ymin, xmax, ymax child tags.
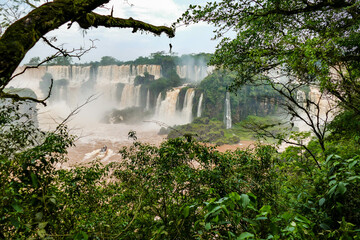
<box><xmin>26</xmin><ymin>52</ymin><xmax>213</xmax><ymax>67</ymax></box>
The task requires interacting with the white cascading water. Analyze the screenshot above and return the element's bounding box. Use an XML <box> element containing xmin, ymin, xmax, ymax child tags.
<box><xmin>155</xmin><ymin>92</ymin><xmax>162</xmax><ymax>116</ymax></box>
<box><xmin>95</xmin><ymin>82</ymin><xmax>117</xmax><ymax>105</ymax></box>
<box><xmin>145</xmin><ymin>89</ymin><xmax>150</xmax><ymax>111</ymax></box>
<box><xmin>224</xmin><ymin>92</ymin><xmax>232</xmax><ymax>129</ymax></box>
<box><xmin>154</xmin><ymin>87</ymin><xmax>196</xmax><ymax>125</ymax></box>
<box><xmin>197</xmin><ymin>93</ymin><xmax>203</xmax><ymax>117</ymax></box>
<box><xmin>182</xmin><ymin>88</ymin><xmax>195</xmax><ymax>123</ymax></box>
<box><xmin>155</xmin><ymin>88</ymin><xmax>181</xmax><ymax>125</ymax></box>
<box><xmin>119</xmin><ymin>84</ymin><xmax>135</xmax><ymax>109</ymax></box>
<box><xmin>135</xmin><ymin>85</ymin><xmax>142</xmax><ymax>107</ymax></box>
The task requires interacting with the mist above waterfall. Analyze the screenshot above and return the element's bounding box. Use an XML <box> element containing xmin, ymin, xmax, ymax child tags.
<box><xmin>10</xmin><ymin>53</ymin><xmax>215</xmax><ymax>132</ymax></box>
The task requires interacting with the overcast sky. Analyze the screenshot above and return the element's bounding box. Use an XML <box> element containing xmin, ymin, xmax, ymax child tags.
<box><xmin>22</xmin><ymin>0</ymin><xmax>218</xmax><ymax>64</ymax></box>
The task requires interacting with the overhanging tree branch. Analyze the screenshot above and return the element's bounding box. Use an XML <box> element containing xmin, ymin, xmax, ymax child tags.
<box><xmin>76</xmin><ymin>13</ymin><xmax>175</xmax><ymax>37</ymax></box>
<box><xmin>0</xmin><ymin>79</ymin><xmax>53</xmax><ymax>106</ymax></box>
<box><xmin>0</xmin><ymin>0</ymin><xmax>175</xmax><ymax>90</ymax></box>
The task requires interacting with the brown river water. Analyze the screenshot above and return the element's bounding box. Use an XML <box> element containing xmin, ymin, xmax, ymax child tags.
<box><xmin>38</xmin><ymin>104</ymin><xmax>254</xmax><ymax>168</ymax></box>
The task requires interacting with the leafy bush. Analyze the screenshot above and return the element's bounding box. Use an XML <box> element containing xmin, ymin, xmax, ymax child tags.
<box><xmin>1</xmin><ymin>101</ymin><xmax>360</xmax><ymax>239</ymax></box>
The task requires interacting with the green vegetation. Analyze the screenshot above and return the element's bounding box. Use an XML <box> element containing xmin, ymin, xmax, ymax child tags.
<box><xmin>85</xmin><ymin>52</ymin><xmax>211</xmax><ymax>68</ymax></box>
<box><xmin>2</xmin><ymin>103</ymin><xmax>360</xmax><ymax>239</ymax></box>
<box><xmin>168</xmin><ymin>117</ymin><xmax>241</xmax><ymax>145</ymax></box>
<box><xmin>199</xmin><ymin>70</ymin><xmax>281</xmax><ymax>122</ymax></box>
<box><xmin>167</xmin><ymin>115</ymin><xmax>290</xmax><ymax>145</ymax></box>
<box><xmin>133</xmin><ymin>53</ymin><xmax>185</xmax><ymax>101</ymax></box>
<box><xmin>1</xmin><ymin>0</ymin><xmax>360</xmax><ymax>239</ymax></box>
<box><xmin>26</xmin><ymin>57</ymin><xmax>41</xmax><ymax>66</ymax></box>
<box><xmin>45</xmin><ymin>56</ymin><xmax>72</xmax><ymax>66</ymax></box>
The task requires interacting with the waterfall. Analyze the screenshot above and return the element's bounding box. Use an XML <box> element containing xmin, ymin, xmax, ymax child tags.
<box><xmin>197</xmin><ymin>93</ymin><xmax>203</xmax><ymax>117</ymax></box>
<box><xmin>224</xmin><ymin>92</ymin><xmax>232</xmax><ymax>129</ymax></box>
<box><xmin>297</xmin><ymin>90</ymin><xmax>306</xmax><ymax>108</ymax></box>
<box><xmin>119</xmin><ymin>84</ymin><xmax>135</xmax><ymax>109</ymax></box>
<box><xmin>155</xmin><ymin>88</ymin><xmax>181</xmax><ymax>125</ymax></box>
<box><xmin>145</xmin><ymin>89</ymin><xmax>150</xmax><ymax>111</ymax></box>
<box><xmin>155</xmin><ymin>92</ymin><xmax>162</xmax><ymax>115</ymax></box>
<box><xmin>153</xmin><ymin>87</ymin><xmax>196</xmax><ymax>125</ymax></box>
<box><xmin>182</xmin><ymin>88</ymin><xmax>195</xmax><ymax>123</ymax></box>
<box><xmin>135</xmin><ymin>85</ymin><xmax>142</xmax><ymax>107</ymax></box>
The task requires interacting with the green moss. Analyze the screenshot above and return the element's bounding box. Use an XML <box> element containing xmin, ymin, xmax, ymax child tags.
<box><xmin>167</xmin><ymin>117</ymin><xmax>245</xmax><ymax>145</ymax></box>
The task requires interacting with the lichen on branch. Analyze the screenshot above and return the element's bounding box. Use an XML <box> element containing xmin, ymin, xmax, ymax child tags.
<box><xmin>76</xmin><ymin>13</ymin><xmax>175</xmax><ymax>37</ymax></box>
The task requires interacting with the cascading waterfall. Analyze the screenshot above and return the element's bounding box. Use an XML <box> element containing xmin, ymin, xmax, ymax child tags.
<box><xmin>182</xmin><ymin>88</ymin><xmax>195</xmax><ymax>123</ymax></box>
<box><xmin>197</xmin><ymin>93</ymin><xmax>203</xmax><ymax>117</ymax></box>
<box><xmin>156</xmin><ymin>88</ymin><xmax>181</xmax><ymax>124</ymax></box>
<box><xmin>145</xmin><ymin>89</ymin><xmax>150</xmax><ymax>111</ymax></box>
<box><xmin>11</xmin><ymin>64</ymin><xmax>215</xmax><ymax>126</ymax></box>
<box><xmin>155</xmin><ymin>92</ymin><xmax>162</xmax><ymax>116</ymax></box>
<box><xmin>119</xmin><ymin>84</ymin><xmax>135</xmax><ymax>109</ymax></box>
<box><xmin>135</xmin><ymin>85</ymin><xmax>142</xmax><ymax>107</ymax></box>
<box><xmin>224</xmin><ymin>92</ymin><xmax>232</xmax><ymax>129</ymax></box>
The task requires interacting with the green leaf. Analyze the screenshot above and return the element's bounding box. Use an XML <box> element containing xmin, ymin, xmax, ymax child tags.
<box><xmin>205</xmin><ymin>222</ymin><xmax>211</xmax><ymax>230</ymax></box>
<box><xmin>11</xmin><ymin>203</ymin><xmax>23</xmax><ymax>213</ymax></box>
<box><xmin>325</xmin><ymin>154</ymin><xmax>334</xmax><ymax>164</ymax></box>
<box><xmin>336</xmin><ymin>182</ymin><xmax>347</xmax><ymax>195</ymax></box>
<box><xmin>294</xmin><ymin>215</ymin><xmax>311</xmax><ymax>224</ymax></box>
<box><xmin>237</xmin><ymin>232</ymin><xmax>254</xmax><ymax>239</ymax></box>
<box><xmin>319</xmin><ymin>198</ymin><xmax>325</xmax><ymax>206</ymax></box>
<box><xmin>37</xmin><ymin>229</ymin><xmax>46</xmax><ymax>238</ymax></box>
<box><xmin>49</xmin><ymin>198</ymin><xmax>56</xmax><ymax>204</ymax></box>
<box><xmin>259</xmin><ymin>205</ymin><xmax>271</xmax><ymax>214</ymax></box>
<box><xmin>348</xmin><ymin>160</ymin><xmax>358</xmax><ymax>169</ymax></box>
<box><xmin>10</xmin><ymin>217</ymin><xmax>20</xmax><ymax>229</ymax></box>
<box><xmin>229</xmin><ymin>192</ymin><xmax>241</xmax><ymax>201</ymax></box>
<box><xmin>38</xmin><ymin>222</ymin><xmax>48</xmax><ymax>229</ymax></box>
<box><xmin>347</xmin><ymin>176</ymin><xmax>360</xmax><ymax>181</ymax></box>
<box><xmin>320</xmin><ymin>223</ymin><xmax>331</xmax><ymax>230</ymax></box>
<box><xmin>241</xmin><ymin>194</ymin><xmax>250</xmax><ymax>208</ymax></box>
<box><xmin>208</xmin><ymin>205</ymin><xmax>222</xmax><ymax>215</ymax></box>
<box><xmin>30</xmin><ymin>172</ymin><xmax>38</xmax><ymax>188</ymax></box>
<box><xmin>73</xmin><ymin>231</ymin><xmax>89</xmax><ymax>240</ymax></box>
<box><xmin>328</xmin><ymin>185</ymin><xmax>337</xmax><ymax>196</ymax></box>
<box><xmin>35</xmin><ymin>212</ymin><xmax>43</xmax><ymax>221</ymax></box>
<box><xmin>183</xmin><ymin>206</ymin><xmax>190</xmax><ymax>218</ymax></box>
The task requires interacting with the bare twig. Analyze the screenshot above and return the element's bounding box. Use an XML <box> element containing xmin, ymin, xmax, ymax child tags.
<box><xmin>9</xmin><ymin>39</ymin><xmax>96</xmax><ymax>83</ymax></box>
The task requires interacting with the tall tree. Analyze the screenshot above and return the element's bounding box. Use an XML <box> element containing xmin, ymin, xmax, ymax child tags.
<box><xmin>0</xmin><ymin>0</ymin><xmax>174</xmax><ymax>103</ymax></box>
<box><xmin>179</xmin><ymin>0</ymin><xmax>360</xmax><ymax>113</ymax></box>
<box><xmin>178</xmin><ymin>0</ymin><xmax>359</xmax><ymax>159</ymax></box>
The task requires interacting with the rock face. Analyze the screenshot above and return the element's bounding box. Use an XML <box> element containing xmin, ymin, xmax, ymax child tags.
<box><xmin>10</xmin><ymin>64</ymin><xmax>211</xmax><ymax>126</ymax></box>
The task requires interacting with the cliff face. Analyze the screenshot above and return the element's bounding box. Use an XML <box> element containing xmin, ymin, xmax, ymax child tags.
<box><xmin>10</xmin><ymin>64</ymin><xmax>211</xmax><ymax>126</ymax></box>
<box><xmin>11</xmin><ymin>64</ymin><xmax>211</xmax><ymax>97</ymax></box>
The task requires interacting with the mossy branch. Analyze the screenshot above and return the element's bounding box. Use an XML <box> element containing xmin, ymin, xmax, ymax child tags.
<box><xmin>0</xmin><ymin>79</ymin><xmax>53</xmax><ymax>106</ymax></box>
<box><xmin>76</xmin><ymin>13</ymin><xmax>175</xmax><ymax>38</ymax></box>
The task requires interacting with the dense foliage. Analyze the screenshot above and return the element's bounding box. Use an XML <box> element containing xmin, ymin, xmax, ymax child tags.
<box><xmin>198</xmin><ymin>70</ymin><xmax>282</xmax><ymax>122</ymax></box>
<box><xmin>1</xmin><ymin>0</ymin><xmax>360</xmax><ymax>239</ymax></box>
<box><xmin>1</xmin><ymin>100</ymin><xmax>360</xmax><ymax>239</ymax></box>
<box><xmin>167</xmin><ymin>117</ymin><xmax>241</xmax><ymax>145</ymax></box>
<box><xmin>179</xmin><ymin>0</ymin><xmax>360</xmax><ymax>115</ymax></box>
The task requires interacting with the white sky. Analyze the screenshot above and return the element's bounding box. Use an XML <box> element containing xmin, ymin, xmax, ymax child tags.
<box><xmin>22</xmin><ymin>0</ymin><xmax>218</xmax><ymax>64</ymax></box>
